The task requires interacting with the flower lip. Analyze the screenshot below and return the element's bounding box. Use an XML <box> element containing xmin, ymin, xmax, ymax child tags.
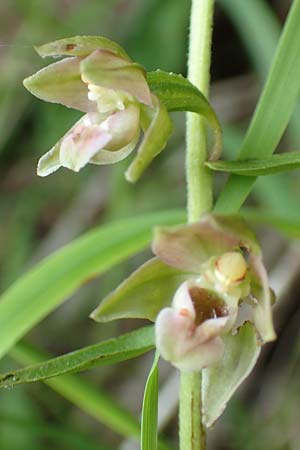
<box><xmin>188</xmin><ymin>285</ymin><xmax>228</xmax><ymax>326</ymax></box>
<box><xmin>155</xmin><ymin>281</ymin><xmax>231</xmax><ymax>371</ymax></box>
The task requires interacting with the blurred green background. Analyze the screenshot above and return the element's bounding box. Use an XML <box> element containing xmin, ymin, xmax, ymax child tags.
<box><xmin>1</xmin><ymin>1</ymin><xmax>300</xmax><ymax>449</ymax></box>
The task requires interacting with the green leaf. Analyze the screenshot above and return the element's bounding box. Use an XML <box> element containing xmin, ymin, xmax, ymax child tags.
<box><xmin>0</xmin><ymin>209</ymin><xmax>185</xmax><ymax>361</ymax></box>
<box><xmin>215</xmin><ymin>0</ymin><xmax>300</xmax><ymax>213</ymax></box>
<box><xmin>125</xmin><ymin>97</ymin><xmax>173</xmax><ymax>183</ymax></box>
<box><xmin>141</xmin><ymin>351</ymin><xmax>159</xmax><ymax>450</ymax></box>
<box><xmin>91</xmin><ymin>258</ymin><xmax>190</xmax><ymax>323</ymax></box>
<box><xmin>35</xmin><ymin>35</ymin><xmax>130</xmax><ymax>60</ymax></box>
<box><xmin>207</xmin><ymin>151</ymin><xmax>300</xmax><ymax>176</ymax></box>
<box><xmin>202</xmin><ymin>322</ymin><xmax>261</xmax><ymax>427</ymax></box>
<box><xmin>147</xmin><ymin>70</ymin><xmax>222</xmax><ymax>160</ymax></box>
<box><xmin>0</xmin><ymin>327</ymin><xmax>154</xmax><ymax>388</ymax></box>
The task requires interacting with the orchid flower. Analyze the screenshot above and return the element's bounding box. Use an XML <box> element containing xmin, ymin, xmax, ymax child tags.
<box><xmin>153</xmin><ymin>214</ymin><xmax>276</xmax><ymax>371</ymax></box>
<box><xmin>23</xmin><ymin>36</ymin><xmax>173</xmax><ymax>181</ymax></box>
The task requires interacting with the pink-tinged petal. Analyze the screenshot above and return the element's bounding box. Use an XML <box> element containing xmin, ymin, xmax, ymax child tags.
<box><xmin>125</xmin><ymin>96</ymin><xmax>173</xmax><ymax>182</ymax></box>
<box><xmin>172</xmin><ymin>281</ymin><xmax>196</xmax><ymax>319</ymax></box>
<box><xmin>91</xmin><ymin>132</ymin><xmax>139</xmax><ymax>165</ymax></box>
<box><xmin>155</xmin><ymin>306</ymin><xmax>225</xmax><ymax>372</ymax></box>
<box><xmin>37</xmin><ymin>141</ymin><xmax>61</xmax><ymax>177</ymax></box>
<box><xmin>102</xmin><ymin>104</ymin><xmax>140</xmax><ymax>151</ymax></box>
<box><xmin>155</xmin><ymin>307</ymin><xmax>194</xmax><ymax>363</ymax></box>
<box><xmin>195</xmin><ymin>316</ymin><xmax>230</xmax><ymax>342</ymax></box>
<box><xmin>35</xmin><ymin>36</ymin><xmax>130</xmax><ymax>60</ymax></box>
<box><xmin>23</xmin><ymin>57</ymin><xmax>96</xmax><ymax>113</ymax></box>
<box><xmin>59</xmin><ymin>119</ymin><xmax>112</xmax><ymax>172</ymax></box>
<box><xmin>91</xmin><ymin>104</ymin><xmax>140</xmax><ymax>164</ymax></box>
<box><xmin>175</xmin><ymin>337</ymin><xmax>224</xmax><ymax>372</ymax></box>
<box><xmin>81</xmin><ymin>49</ymin><xmax>152</xmax><ymax>106</ymax></box>
<box><xmin>152</xmin><ymin>214</ymin><xmax>260</xmax><ymax>273</ymax></box>
<box><xmin>249</xmin><ymin>254</ymin><xmax>276</xmax><ymax>343</ymax></box>
<box><xmin>156</xmin><ymin>281</ymin><xmax>231</xmax><ymax>371</ymax></box>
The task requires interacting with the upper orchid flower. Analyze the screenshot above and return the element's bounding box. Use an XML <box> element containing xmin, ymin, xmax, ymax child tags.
<box><xmin>153</xmin><ymin>214</ymin><xmax>276</xmax><ymax>371</ymax></box>
<box><xmin>23</xmin><ymin>36</ymin><xmax>173</xmax><ymax>181</ymax></box>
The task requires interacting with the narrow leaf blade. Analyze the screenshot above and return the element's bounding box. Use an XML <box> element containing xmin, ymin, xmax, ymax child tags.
<box><xmin>215</xmin><ymin>0</ymin><xmax>300</xmax><ymax>213</ymax></box>
<box><xmin>141</xmin><ymin>351</ymin><xmax>159</xmax><ymax>450</ymax></box>
<box><xmin>207</xmin><ymin>151</ymin><xmax>300</xmax><ymax>176</ymax></box>
<box><xmin>0</xmin><ymin>326</ymin><xmax>154</xmax><ymax>388</ymax></box>
<box><xmin>10</xmin><ymin>342</ymin><xmax>141</xmax><ymax>439</ymax></box>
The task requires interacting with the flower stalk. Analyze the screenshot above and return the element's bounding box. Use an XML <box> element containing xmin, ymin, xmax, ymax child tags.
<box><xmin>181</xmin><ymin>0</ymin><xmax>215</xmax><ymax>449</ymax></box>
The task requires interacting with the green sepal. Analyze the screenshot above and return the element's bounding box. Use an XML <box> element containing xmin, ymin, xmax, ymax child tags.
<box><xmin>202</xmin><ymin>322</ymin><xmax>261</xmax><ymax>427</ymax></box>
<box><xmin>125</xmin><ymin>96</ymin><xmax>173</xmax><ymax>183</ymax></box>
<box><xmin>90</xmin><ymin>257</ymin><xmax>191</xmax><ymax>322</ymax></box>
<box><xmin>35</xmin><ymin>35</ymin><xmax>130</xmax><ymax>60</ymax></box>
<box><xmin>147</xmin><ymin>70</ymin><xmax>222</xmax><ymax>160</ymax></box>
<box><xmin>152</xmin><ymin>213</ymin><xmax>261</xmax><ymax>274</ymax></box>
<box><xmin>37</xmin><ymin>140</ymin><xmax>61</xmax><ymax>177</ymax></box>
<box><xmin>23</xmin><ymin>57</ymin><xmax>96</xmax><ymax>113</ymax></box>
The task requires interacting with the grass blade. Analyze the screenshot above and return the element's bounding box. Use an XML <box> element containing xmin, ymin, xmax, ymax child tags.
<box><xmin>218</xmin><ymin>0</ymin><xmax>280</xmax><ymax>79</ymax></box>
<box><xmin>207</xmin><ymin>151</ymin><xmax>300</xmax><ymax>176</ymax></box>
<box><xmin>10</xmin><ymin>344</ymin><xmax>173</xmax><ymax>450</ymax></box>
<box><xmin>241</xmin><ymin>207</ymin><xmax>300</xmax><ymax>239</ymax></box>
<box><xmin>218</xmin><ymin>0</ymin><xmax>300</xmax><ymax>146</ymax></box>
<box><xmin>10</xmin><ymin>342</ymin><xmax>141</xmax><ymax>439</ymax></box>
<box><xmin>0</xmin><ymin>326</ymin><xmax>154</xmax><ymax>388</ymax></box>
<box><xmin>0</xmin><ymin>414</ymin><xmax>112</xmax><ymax>450</ymax></box>
<box><xmin>215</xmin><ymin>0</ymin><xmax>300</xmax><ymax>213</ymax></box>
<box><xmin>0</xmin><ymin>209</ymin><xmax>185</xmax><ymax>361</ymax></box>
<box><xmin>141</xmin><ymin>351</ymin><xmax>159</xmax><ymax>450</ymax></box>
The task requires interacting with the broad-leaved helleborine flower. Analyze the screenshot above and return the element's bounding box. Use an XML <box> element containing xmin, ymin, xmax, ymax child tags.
<box><xmin>153</xmin><ymin>214</ymin><xmax>276</xmax><ymax>371</ymax></box>
<box><xmin>23</xmin><ymin>36</ymin><xmax>173</xmax><ymax>181</ymax></box>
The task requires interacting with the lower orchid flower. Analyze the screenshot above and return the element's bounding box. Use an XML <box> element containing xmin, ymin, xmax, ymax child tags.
<box><xmin>152</xmin><ymin>216</ymin><xmax>275</xmax><ymax>371</ymax></box>
<box><xmin>90</xmin><ymin>213</ymin><xmax>276</xmax><ymax>425</ymax></box>
<box><xmin>92</xmin><ymin>213</ymin><xmax>276</xmax><ymax>371</ymax></box>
